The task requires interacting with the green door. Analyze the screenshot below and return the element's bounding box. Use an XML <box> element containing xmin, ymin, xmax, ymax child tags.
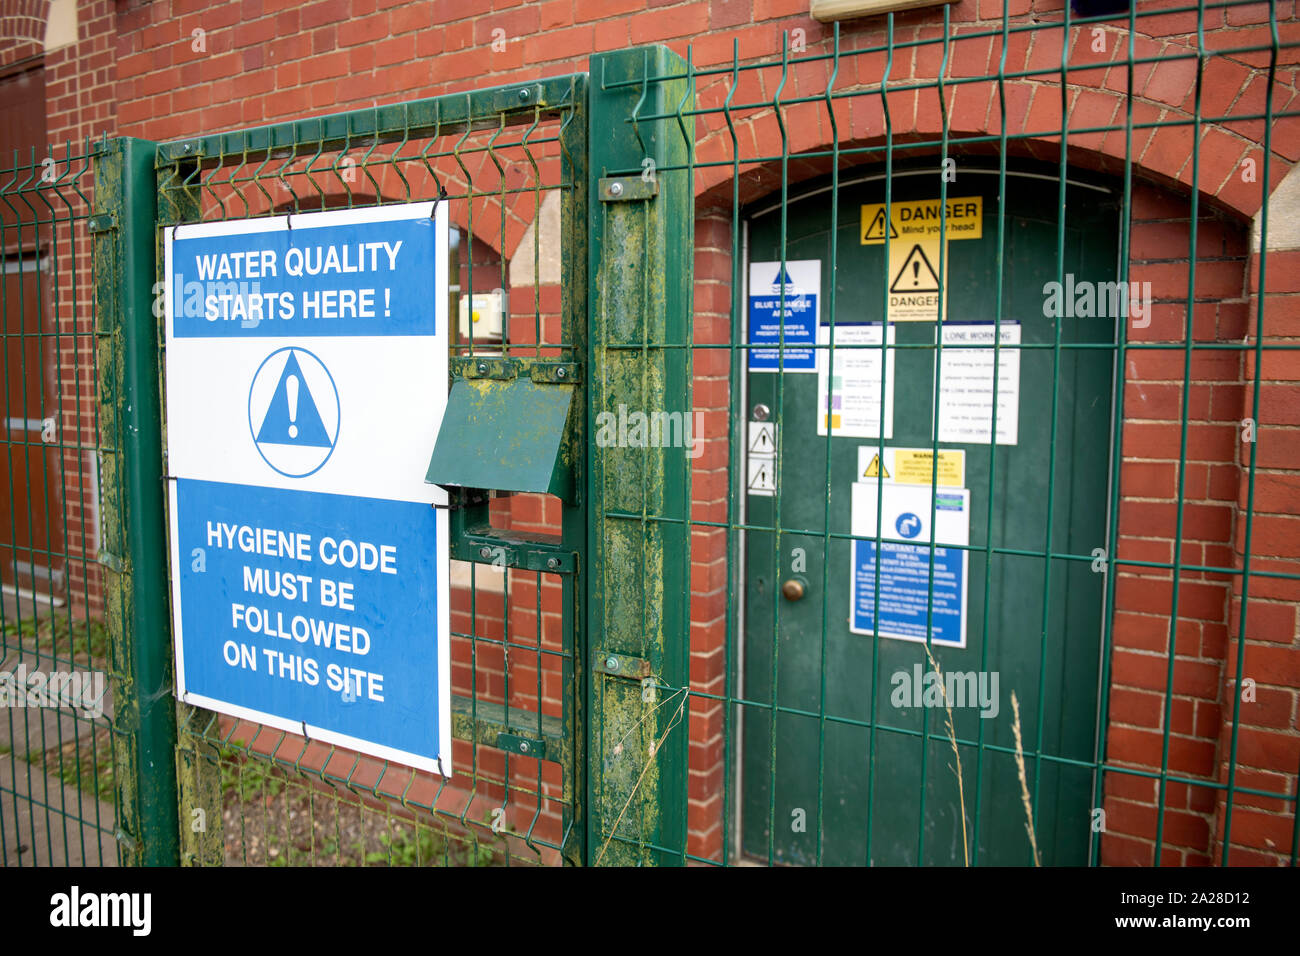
<box><xmin>740</xmin><ymin>165</ymin><xmax>1120</xmax><ymax>865</ymax></box>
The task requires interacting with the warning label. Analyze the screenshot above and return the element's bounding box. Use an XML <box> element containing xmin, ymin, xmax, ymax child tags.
<box><xmin>887</xmin><ymin>237</ymin><xmax>946</xmax><ymax>322</ymax></box>
<box><xmin>860</xmin><ymin>197</ymin><xmax>983</xmax><ymax>245</ymax></box>
<box><xmin>857</xmin><ymin>447</ymin><xmax>965</xmax><ymax>488</ymax></box>
<box><xmin>862</xmin><ymin>451</ymin><xmax>890</xmax><ymax>480</ymax></box>
<box><xmin>861</xmin><ymin>206</ymin><xmax>900</xmax><ymax>242</ymax></box>
<box><xmin>890</xmin><ymin>244</ymin><xmax>941</xmax><ymax>294</ymax></box>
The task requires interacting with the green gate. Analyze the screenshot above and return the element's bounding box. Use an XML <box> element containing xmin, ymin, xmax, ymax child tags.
<box><xmin>65</xmin><ymin>49</ymin><xmax>698</xmax><ymax>867</ymax></box>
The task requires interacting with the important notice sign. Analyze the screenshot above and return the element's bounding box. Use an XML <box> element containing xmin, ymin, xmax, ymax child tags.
<box><xmin>163</xmin><ymin>202</ymin><xmax>451</xmax><ymax>774</ymax></box>
<box><xmin>849</xmin><ymin>479</ymin><xmax>970</xmax><ymax>648</ymax></box>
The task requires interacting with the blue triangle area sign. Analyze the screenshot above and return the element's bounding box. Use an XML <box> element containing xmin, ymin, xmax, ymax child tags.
<box><xmin>255</xmin><ymin>351</ymin><xmax>332</xmax><ymax>447</ymax></box>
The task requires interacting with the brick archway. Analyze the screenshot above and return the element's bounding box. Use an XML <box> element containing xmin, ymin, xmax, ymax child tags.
<box><xmin>692</xmin><ymin>26</ymin><xmax>1296</xmax><ymax>222</ymax></box>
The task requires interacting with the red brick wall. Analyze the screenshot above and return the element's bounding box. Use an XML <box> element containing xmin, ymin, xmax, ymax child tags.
<box><xmin>1104</xmin><ymin>184</ymin><xmax>1253</xmax><ymax>866</ymax></box>
<box><xmin>0</xmin><ymin>0</ymin><xmax>47</xmax><ymax>71</ymax></box>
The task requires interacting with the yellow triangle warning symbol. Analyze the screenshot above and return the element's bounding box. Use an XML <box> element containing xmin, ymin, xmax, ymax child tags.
<box><xmin>861</xmin><ymin>207</ymin><xmax>899</xmax><ymax>243</ymax></box>
<box><xmin>889</xmin><ymin>244</ymin><xmax>941</xmax><ymax>294</ymax></box>
<box><xmin>863</xmin><ymin>452</ymin><xmax>891</xmax><ymax>480</ymax></box>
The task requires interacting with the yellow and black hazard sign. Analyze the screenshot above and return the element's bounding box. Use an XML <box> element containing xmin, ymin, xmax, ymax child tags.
<box><xmin>860</xmin><ymin>196</ymin><xmax>983</xmax><ymax>245</ymax></box>
<box><xmin>862</xmin><ymin>452</ymin><xmax>891</xmax><ymax>480</ymax></box>
<box><xmin>861</xmin><ymin>195</ymin><xmax>984</xmax><ymax>320</ymax></box>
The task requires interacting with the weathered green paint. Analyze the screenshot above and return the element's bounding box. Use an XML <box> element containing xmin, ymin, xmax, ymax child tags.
<box><xmin>586</xmin><ymin>46</ymin><xmax>693</xmax><ymax>865</ymax></box>
<box><xmin>154</xmin><ymin>152</ymin><xmax>225</xmax><ymax>867</ymax></box>
<box><xmin>92</xmin><ymin>137</ymin><xmax>181</xmax><ymax>866</ymax></box>
<box><xmin>427</xmin><ymin>377</ymin><xmax>575</xmax><ymax>500</ymax></box>
<box><xmin>450</xmin><ymin>696</ymin><xmax>564</xmax><ymax>763</ymax></box>
<box><xmin>154</xmin><ymin>76</ymin><xmax>583</xmax><ymax>168</ymax></box>
<box><xmin>558</xmin><ymin>78</ymin><xmax>591</xmax><ymax>866</ymax></box>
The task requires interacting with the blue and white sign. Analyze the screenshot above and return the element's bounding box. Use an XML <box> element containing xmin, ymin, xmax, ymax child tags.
<box><xmin>747</xmin><ymin>259</ymin><xmax>819</xmax><ymax>373</ymax></box>
<box><xmin>163</xmin><ymin>202</ymin><xmax>451</xmax><ymax>774</ymax></box>
<box><xmin>849</xmin><ymin>480</ymin><xmax>969</xmax><ymax>648</ymax></box>
<box><xmin>249</xmin><ymin>347</ymin><xmax>341</xmax><ymax>477</ymax></box>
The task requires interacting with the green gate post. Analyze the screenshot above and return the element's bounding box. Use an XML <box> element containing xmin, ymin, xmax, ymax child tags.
<box><xmin>92</xmin><ymin>137</ymin><xmax>180</xmax><ymax>865</ymax></box>
<box><xmin>587</xmin><ymin>46</ymin><xmax>694</xmax><ymax>865</ymax></box>
<box><xmin>153</xmin><ymin>148</ymin><xmax>224</xmax><ymax>867</ymax></box>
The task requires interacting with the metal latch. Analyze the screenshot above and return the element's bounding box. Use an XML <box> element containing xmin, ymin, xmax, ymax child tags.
<box><xmin>599</xmin><ymin>176</ymin><xmax>658</xmax><ymax>202</ymax></box>
<box><xmin>594</xmin><ymin>652</ymin><xmax>651</xmax><ymax>679</ymax></box>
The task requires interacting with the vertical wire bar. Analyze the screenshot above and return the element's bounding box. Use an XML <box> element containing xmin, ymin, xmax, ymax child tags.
<box><xmin>0</xmin><ymin>151</ymin><xmax>12</xmax><ymax>866</ymax></box>
<box><xmin>767</xmin><ymin>36</ymin><xmax>792</xmax><ymax>867</ymax></box>
<box><xmin>1031</xmin><ymin>1</ymin><xmax>1075</xmax><ymax>832</ymax></box>
<box><xmin>916</xmin><ymin>10</ymin><xmax>957</xmax><ymax>865</ymax></box>
<box><xmin>35</xmin><ymin>146</ymin><xmax>79</xmax><ymax>862</ymax></box>
<box><xmin>1088</xmin><ymin>0</ymin><xmax>1139</xmax><ymax>868</ymax></box>
<box><xmin>1221</xmin><ymin>2</ymin><xmax>1279</xmax><ymax>864</ymax></box>
<box><xmin>454</xmin><ymin>99</ymin><xmax>476</xmax><ymax>362</ymax></box>
<box><xmin>865</xmin><ymin>14</ymin><xmax>898</xmax><ymax>864</ymax></box>
<box><xmin>6</xmin><ymin>152</ymin><xmax>50</xmax><ymax>862</ymax></box>
<box><xmin>521</xmin><ymin>107</ymin><xmax>543</xmax><ymax>351</ymax></box>
<box><xmin>633</xmin><ymin>49</ymin><xmax>653</xmax><ymax>856</ymax></box>
<box><xmin>814</xmin><ymin>22</ymin><xmax>843</xmax><ymax>867</ymax></box>
<box><xmin>51</xmin><ymin>146</ymin><xmax>89</xmax><ymax>860</ymax></box>
<box><xmin>678</xmin><ymin>47</ymin><xmax>695</xmax><ymax>864</ymax></box>
<box><xmin>721</xmin><ymin>37</ymin><xmax>741</xmax><ymax>867</ymax></box>
<box><xmin>77</xmin><ymin>141</ymin><xmax>112</xmax><ymax>863</ymax></box>
<box><xmin>0</xmin><ymin>153</ymin><xmax>39</xmax><ymax>863</ymax></box>
<box><xmin>1153</xmin><ymin>0</ymin><xmax>1207</xmax><ymax>864</ymax></box>
<box><xmin>973</xmin><ymin>0</ymin><xmax>1015</xmax><ymax>866</ymax></box>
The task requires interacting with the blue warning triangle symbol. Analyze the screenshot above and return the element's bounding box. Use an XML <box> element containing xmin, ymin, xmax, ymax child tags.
<box><xmin>255</xmin><ymin>351</ymin><xmax>332</xmax><ymax>447</ymax></box>
<box><xmin>772</xmin><ymin>266</ymin><xmax>794</xmax><ymax>287</ymax></box>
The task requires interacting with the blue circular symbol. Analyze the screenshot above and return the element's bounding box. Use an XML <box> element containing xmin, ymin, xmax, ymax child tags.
<box><xmin>895</xmin><ymin>512</ymin><xmax>922</xmax><ymax>539</ymax></box>
<box><xmin>248</xmin><ymin>346</ymin><xmax>340</xmax><ymax>478</ymax></box>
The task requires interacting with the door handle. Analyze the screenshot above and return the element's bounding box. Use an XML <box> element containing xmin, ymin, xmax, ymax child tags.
<box><xmin>781</xmin><ymin>578</ymin><xmax>806</xmax><ymax>601</ymax></box>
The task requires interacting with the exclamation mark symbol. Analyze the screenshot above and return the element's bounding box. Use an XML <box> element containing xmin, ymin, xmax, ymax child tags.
<box><xmin>286</xmin><ymin>374</ymin><xmax>300</xmax><ymax>439</ymax></box>
<box><xmin>384</xmin><ymin>289</ymin><xmax>390</xmax><ymax>317</ymax></box>
<box><xmin>912</xmin><ymin>260</ymin><xmax>920</xmax><ymax>286</ymax></box>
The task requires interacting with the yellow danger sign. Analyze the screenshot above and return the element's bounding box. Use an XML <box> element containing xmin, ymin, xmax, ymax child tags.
<box><xmin>888</xmin><ymin>237</ymin><xmax>946</xmax><ymax>321</ymax></box>
<box><xmin>860</xmin><ymin>196</ymin><xmax>983</xmax><ymax>245</ymax></box>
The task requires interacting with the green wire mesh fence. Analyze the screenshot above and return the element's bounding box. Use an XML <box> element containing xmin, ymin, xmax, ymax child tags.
<box><xmin>587</xmin><ymin>3</ymin><xmax>1299</xmax><ymax>865</ymax></box>
<box><xmin>0</xmin><ymin>139</ymin><xmax>118</xmax><ymax>866</ymax></box>
<box><xmin>151</xmin><ymin>80</ymin><xmax>589</xmax><ymax>866</ymax></box>
<box><xmin>3</xmin><ymin>0</ymin><xmax>1298</xmax><ymax>868</ymax></box>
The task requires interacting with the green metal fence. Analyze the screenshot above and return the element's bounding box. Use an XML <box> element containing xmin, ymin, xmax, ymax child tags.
<box><xmin>149</xmin><ymin>78</ymin><xmax>592</xmax><ymax>867</ymax></box>
<box><xmin>0</xmin><ymin>138</ymin><xmax>121</xmax><ymax>865</ymax></box>
<box><xmin>3</xmin><ymin>0</ymin><xmax>1299</xmax><ymax>868</ymax></box>
<box><xmin>588</xmin><ymin>4</ymin><xmax>1300</xmax><ymax>866</ymax></box>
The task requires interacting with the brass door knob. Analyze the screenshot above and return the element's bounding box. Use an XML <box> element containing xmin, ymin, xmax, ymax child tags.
<box><xmin>781</xmin><ymin>579</ymin><xmax>806</xmax><ymax>601</ymax></box>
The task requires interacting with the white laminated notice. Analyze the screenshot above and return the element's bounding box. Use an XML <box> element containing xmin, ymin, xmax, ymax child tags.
<box><xmin>816</xmin><ymin>322</ymin><xmax>895</xmax><ymax>439</ymax></box>
<box><xmin>937</xmin><ymin>322</ymin><xmax>1021</xmax><ymax>445</ymax></box>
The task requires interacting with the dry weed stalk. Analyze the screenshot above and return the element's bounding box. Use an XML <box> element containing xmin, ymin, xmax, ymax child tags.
<box><xmin>1010</xmin><ymin>691</ymin><xmax>1041</xmax><ymax>866</ymax></box>
<box><xmin>924</xmin><ymin>644</ymin><xmax>969</xmax><ymax>867</ymax></box>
